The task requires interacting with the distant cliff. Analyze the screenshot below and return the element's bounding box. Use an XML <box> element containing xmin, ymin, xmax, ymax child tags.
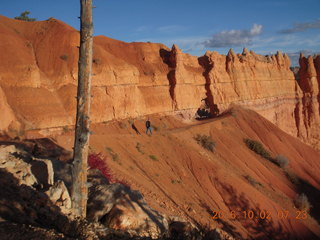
<box><xmin>0</xmin><ymin>15</ymin><xmax>319</xmax><ymax>149</ymax></box>
<box><xmin>296</xmin><ymin>54</ymin><xmax>320</xmax><ymax>149</ymax></box>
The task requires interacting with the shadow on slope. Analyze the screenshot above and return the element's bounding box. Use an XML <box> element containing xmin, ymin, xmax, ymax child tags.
<box><xmin>296</xmin><ymin>178</ymin><xmax>320</xmax><ymax>224</ymax></box>
<box><xmin>0</xmin><ymin>137</ymin><xmax>72</xmax><ymax>162</ymax></box>
<box><xmin>206</xmin><ymin>179</ymin><xmax>319</xmax><ymax>240</ymax></box>
<box><xmin>200</xmin><ymin>201</ymin><xmax>242</xmax><ymax>240</ymax></box>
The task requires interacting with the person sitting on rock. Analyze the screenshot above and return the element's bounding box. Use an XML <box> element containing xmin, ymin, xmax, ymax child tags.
<box><xmin>146</xmin><ymin>118</ymin><xmax>152</xmax><ymax>135</ymax></box>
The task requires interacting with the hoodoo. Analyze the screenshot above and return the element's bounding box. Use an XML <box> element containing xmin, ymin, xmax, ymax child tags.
<box><xmin>0</xmin><ymin>15</ymin><xmax>319</xmax><ymax>149</ymax></box>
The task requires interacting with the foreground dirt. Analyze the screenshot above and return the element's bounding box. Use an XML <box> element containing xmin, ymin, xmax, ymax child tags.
<box><xmin>49</xmin><ymin>107</ymin><xmax>320</xmax><ymax>240</ymax></box>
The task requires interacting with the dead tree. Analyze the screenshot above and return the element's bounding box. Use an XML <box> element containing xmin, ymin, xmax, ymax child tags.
<box><xmin>71</xmin><ymin>0</ymin><xmax>93</xmax><ymax>218</ymax></box>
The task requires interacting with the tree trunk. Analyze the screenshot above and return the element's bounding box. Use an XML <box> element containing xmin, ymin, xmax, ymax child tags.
<box><xmin>71</xmin><ymin>0</ymin><xmax>93</xmax><ymax>218</ymax></box>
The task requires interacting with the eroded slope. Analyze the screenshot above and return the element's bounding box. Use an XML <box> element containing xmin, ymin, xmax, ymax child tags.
<box><xmin>53</xmin><ymin>107</ymin><xmax>320</xmax><ymax>240</ymax></box>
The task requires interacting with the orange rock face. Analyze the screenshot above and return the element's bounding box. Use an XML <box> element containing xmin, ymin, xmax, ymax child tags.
<box><xmin>296</xmin><ymin>54</ymin><xmax>320</xmax><ymax>149</ymax></box>
<box><xmin>0</xmin><ymin>16</ymin><xmax>319</xmax><ymax>149</ymax></box>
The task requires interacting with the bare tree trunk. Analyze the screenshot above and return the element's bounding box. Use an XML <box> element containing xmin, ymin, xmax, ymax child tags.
<box><xmin>71</xmin><ymin>0</ymin><xmax>93</xmax><ymax>218</ymax></box>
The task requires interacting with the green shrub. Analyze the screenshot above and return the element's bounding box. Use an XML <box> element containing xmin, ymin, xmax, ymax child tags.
<box><xmin>149</xmin><ymin>155</ymin><xmax>158</xmax><ymax>161</ymax></box>
<box><xmin>62</xmin><ymin>126</ymin><xmax>69</xmax><ymax>133</ymax></box>
<box><xmin>171</xmin><ymin>179</ymin><xmax>181</xmax><ymax>184</ymax></box>
<box><xmin>118</xmin><ymin>121</ymin><xmax>127</xmax><ymax>129</ymax></box>
<box><xmin>106</xmin><ymin>147</ymin><xmax>113</xmax><ymax>152</ymax></box>
<box><xmin>136</xmin><ymin>142</ymin><xmax>144</xmax><ymax>154</ymax></box>
<box><xmin>274</xmin><ymin>155</ymin><xmax>289</xmax><ymax>168</ymax></box>
<box><xmin>194</xmin><ymin>134</ymin><xmax>215</xmax><ymax>152</ymax></box>
<box><xmin>294</xmin><ymin>193</ymin><xmax>311</xmax><ymax>212</ymax></box>
<box><xmin>106</xmin><ymin>147</ymin><xmax>119</xmax><ymax>162</ymax></box>
<box><xmin>245</xmin><ymin>175</ymin><xmax>263</xmax><ymax>187</ymax></box>
<box><xmin>285</xmin><ymin>169</ymin><xmax>300</xmax><ymax>186</ymax></box>
<box><xmin>230</xmin><ymin>110</ymin><xmax>237</xmax><ymax>118</ymax></box>
<box><xmin>244</xmin><ymin>138</ymin><xmax>271</xmax><ymax>160</ymax></box>
<box><xmin>128</xmin><ymin>119</ymin><xmax>134</xmax><ymax>125</ymax></box>
<box><xmin>112</xmin><ymin>153</ymin><xmax>119</xmax><ymax>161</ymax></box>
<box><xmin>26</xmin><ymin>41</ymin><xmax>32</xmax><ymax>48</ymax></box>
<box><xmin>60</xmin><ymin>54</ymin><xmax>68</xmax><ymax>61</ymax></box>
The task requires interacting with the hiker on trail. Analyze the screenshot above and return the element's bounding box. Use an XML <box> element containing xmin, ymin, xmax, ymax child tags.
<box><xmin>146</xmin><ymin>118</ymin><xmax>152</xmax><ymax>135</ymax></box>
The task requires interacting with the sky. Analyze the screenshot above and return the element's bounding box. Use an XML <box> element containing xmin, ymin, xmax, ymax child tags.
<box><xmin>2</xmin><ymin>0</ymin><xmax>320</xmax><ymax>66</ymax></box>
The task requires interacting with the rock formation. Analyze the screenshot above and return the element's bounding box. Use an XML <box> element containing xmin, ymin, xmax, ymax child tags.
<box><xmin>0</xmin><ymin>15</ymin><xmax>319</xmax><ymax>149</ymax></box>
<box><xmin>0</xmin><ymin>144</ymin><xmax>72</xmax><ymax>214</ymax></box>
<box><xmin>296</xmin><ymin>54</ymin><xmax>320</xmax><ymax>148</ymax></box>
<box><xmin>0</xmin><ymin>145</ymin><xmax>38</xmax><ymax>186</ymax></box>
<box><xmin>87</xmin><ymin>181</ymin><xmax>168</xmax><ymax>239</ymax></box>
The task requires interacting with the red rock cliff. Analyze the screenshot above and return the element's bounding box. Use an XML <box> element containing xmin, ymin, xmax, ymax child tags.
<box><xmin>296</xmin><ymin>54</ymin><xmax>320</xmax><ymax>148</ymax></box>
<box><xmin>0</xmin><ymin>16</ymin><xmax>319</xmax><ymax>149</ymax></box>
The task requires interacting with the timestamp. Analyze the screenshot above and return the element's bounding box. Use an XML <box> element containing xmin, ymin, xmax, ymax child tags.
<box><xmin>211</xmin><ymin>209</ymin><xmax>308</xmax><ymax>220</ymax></box>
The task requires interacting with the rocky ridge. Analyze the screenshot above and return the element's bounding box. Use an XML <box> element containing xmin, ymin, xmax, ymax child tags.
<box><xmin>0</xmin><ymin>15</ymin><xmax>319</xmax><ymax>148</ymax></box>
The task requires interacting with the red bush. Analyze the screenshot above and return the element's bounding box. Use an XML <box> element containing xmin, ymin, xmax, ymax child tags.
<box><xmin>88</xmin><ymin>153</ymin><xmax>114</xmax><ymax>183</ymax></box>
<box><xmin>88</xmin><ymin>153</ymin><xmax>130</xmax><ymax>188</ymax></box>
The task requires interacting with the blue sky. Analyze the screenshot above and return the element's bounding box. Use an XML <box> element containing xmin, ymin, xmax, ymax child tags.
<box><xmin>2</xmin><ymin>0</ymin><xmax>320</xmax><ymax>66</ymax></box>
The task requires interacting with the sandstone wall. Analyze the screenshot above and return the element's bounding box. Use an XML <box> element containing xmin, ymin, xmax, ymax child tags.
<box><xmin>296</xmin><ymin>54</ymin><xmax>320</xmax><ymax>149</ymax></box>
<box><xmin>200</xmin><ymin>49</ymin><xmax>301</xmax><ymax>139</ymax></box>
<box><xmin>0</xmin><ymin>16</ymin><xmax>319</xmax><ymax>149</ymax></box>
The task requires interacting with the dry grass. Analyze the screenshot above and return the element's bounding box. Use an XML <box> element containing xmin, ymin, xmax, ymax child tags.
<box><xmin>194</xmin><ymin>134</ymin><xmax>215</xmax><ymax>152</ymax></box>
<box><xmin>285</xmin><ymin>169</ymin><xmax>300</xmax><ymax>186</ymax></box>
<box><xmin>245</xmin><ymin>175</ymin><xmax>263</xmax><ymax>188</ymax></box>
<box><xmin>244</xmin><ymin>138</ymin><xmax>271</xmax><ymax>160</ymax></box>
<box><xmin>294</xmin><ymin>193</ymin><xmax>312</xmax><ymax>212</ymax></box>
<box><xmin>149</xmin><ymin>155</ymin><xmax>158</xmax><ymax>161</ymax></box>
<box><xmin>136</xmin><ymin>142</ymin><xmax>144</xmax><ymax>154</ymax></box>
<box><xmin>105</xmin><ymin>147</ymin><xmax>119</xmax><ymax>162</ymax></box>
<box><xmin>274</xmin><ymin>155</ymin><xmax>289</xmax><ymax>168</ymax></box>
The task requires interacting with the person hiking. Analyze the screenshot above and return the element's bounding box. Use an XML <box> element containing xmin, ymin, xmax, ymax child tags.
<box><xmin>146</xmin><ymin>118</ymin><xmax>152</xmax><ymax>135</ymax></box>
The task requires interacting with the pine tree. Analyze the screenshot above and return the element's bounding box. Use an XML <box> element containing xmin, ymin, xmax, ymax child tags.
<box><xmin>14</xmin><ymin>11</ymin><xmax>36</xmax><ymax>21</ymax></box>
